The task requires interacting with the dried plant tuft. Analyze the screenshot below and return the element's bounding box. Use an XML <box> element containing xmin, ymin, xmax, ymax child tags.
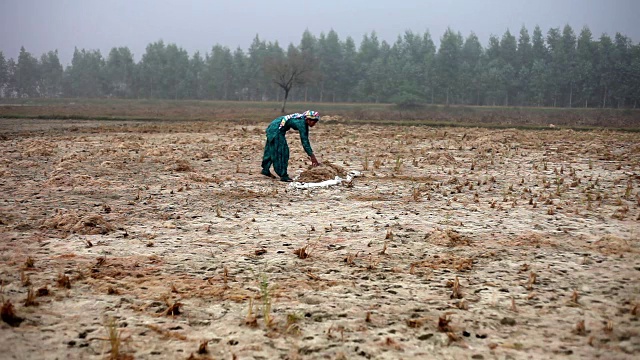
<box><xmin>245</xmin><ymin>298</ymin><xmax>258</xmax><ymax>328</ymax></box>
<box><xmin>450</xmin><ymin>276</ymin><xmax>462</xmax><ymax>299</ymax></box>
<box><xmin>24</xmin><ymin>288</ymin><xmax>38</xmax><ymax>307</ymax></box>
<box><xmin>570</xmin><ymin>289</ymin><xmax>579</xmax><ymax>304</ymax></box>
<box><xmin>379</xmin><ymin>242</ymin><xmax>388</xmax><ymax>255</ymax></box>
<box><xmin>385</xmin><ymin>229</ymin><xmax>393</xmax><ymax>240</ymax></box>
<box><xmin>344</xmin><ymin>252</ymin><xmax>358</xmax><ymax>266</ymax></box>
<box><xmin>438</xmin><ymin>314</ymin><xmax>453</xmax><ymax>332</ymax></box>
<box><xmin>166</xmin><ymin>302</ymin><xmax>182</xmax><ymax>316</ymax></box>
<box><xmin>20</xmin><ymin>270</ymin><xmax>31</xmax><ymax>287</ymax></box>
<box><xmin>1</xmin><ymin>299</ymin><xmax>23</xmax><ymax>327</ymax></box>
<box><xmin>293</xmin><ymin>244</ymin><xmax>311</xmax><ymax>259</ymax></box>
<box><xmin>57</xmin><ymin>273</ymin><xmax>71</xmax><ymax>289</ymax></box>
<box><xmin>527</xmin><ymin>272</ymin><xmax>537</xmax><ymax>290</ymax></box>
<box><xmin>197</xmin><ymin>340</ymin><xmax>209</xmax><ymax>354</ymax></box>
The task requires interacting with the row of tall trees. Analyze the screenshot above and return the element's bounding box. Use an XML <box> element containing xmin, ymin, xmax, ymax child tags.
<box><xmin>1</xmin><ymin>24</ymin><xmax>639</xmax><ymax>108</ymax></box>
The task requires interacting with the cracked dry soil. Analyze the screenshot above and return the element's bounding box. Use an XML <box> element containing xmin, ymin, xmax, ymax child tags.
<box><xmin>0</xmin><ymin>118</ymin><xmax>639</xmax><ymax>360</ymax></box>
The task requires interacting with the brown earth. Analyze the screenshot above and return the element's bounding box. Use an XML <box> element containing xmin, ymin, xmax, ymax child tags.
<box><xmin>297</xmin><ymin>163</ymin><xmax>347</xmax><ymax>183</ymax></box>
<box><xmin>0</xmin><ymin>118</ymin><xmax>639</xmax><ymax>360</ymax></box>
<box><xmin>1</xmin><ymin>99</ymin><xmax>640</xmax><ymax>129</ymax></box>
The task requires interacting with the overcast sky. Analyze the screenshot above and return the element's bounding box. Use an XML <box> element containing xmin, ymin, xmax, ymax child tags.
<box><xmin>1</xmin><ymin>0</ymin><xmax>639</xmax><ymax>66</ymax></box>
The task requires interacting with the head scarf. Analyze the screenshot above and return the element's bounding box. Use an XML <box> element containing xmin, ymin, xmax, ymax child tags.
<box><xmin>302</xmin><ymin>110</ymin><xmax>320</xmax><ymax>121</ymax></box>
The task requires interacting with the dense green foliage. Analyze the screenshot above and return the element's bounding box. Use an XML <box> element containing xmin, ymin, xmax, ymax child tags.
<box><xmin>1</xmin><ymin>25</ymin><xmax>639</xmax><ymax>108</ymax></box>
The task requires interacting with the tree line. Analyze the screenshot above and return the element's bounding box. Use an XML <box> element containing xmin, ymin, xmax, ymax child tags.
<box><xmin>1</xmin><ymin>24</ymin><xmax>639</xmax><ymax>108</ymax></box>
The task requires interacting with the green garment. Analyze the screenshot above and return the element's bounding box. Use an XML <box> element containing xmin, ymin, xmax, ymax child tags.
<box><xmin>261</xmin><ymin>116</ymin><xmax>313</xmax><ymax>179</ymax></box>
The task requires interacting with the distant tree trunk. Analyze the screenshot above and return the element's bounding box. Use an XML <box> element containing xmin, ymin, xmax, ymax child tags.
<box><xmin>569</xmin><ymin>84</ymin><xmax>573</xmax><ymax>108</ymax></box>
<box><xmin>602</xmin><ymin>85</ymin><xmax>607</xmax><ymax>108</ymax></box>
<box><xmin>446</xmin><ymin>87</ymin><xmax>450</xmax><ymax>106</ymax></box>
<box><xmin>281</xmin><ymin>88</ymin><xmax>290</xmax><ymax>113</ymax></box>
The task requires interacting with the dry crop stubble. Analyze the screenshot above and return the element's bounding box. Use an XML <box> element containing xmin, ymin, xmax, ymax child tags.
<box><xmin>0</xmin><ymin>118</ymin><xmax>639</xmax><ymax>359</ymax></box>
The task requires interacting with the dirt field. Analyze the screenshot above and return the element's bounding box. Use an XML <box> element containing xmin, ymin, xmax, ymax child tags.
<box><xmin>0</xmin><ymin>117</ymin><xmax>639</xmax><ymax>360</ymax></box>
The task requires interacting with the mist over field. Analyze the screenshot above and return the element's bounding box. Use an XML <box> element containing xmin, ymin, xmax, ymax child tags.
<box><xmin>1</xmin><ymin>0</ymin><xmax>639</xmax><ymax>109</ymax></box>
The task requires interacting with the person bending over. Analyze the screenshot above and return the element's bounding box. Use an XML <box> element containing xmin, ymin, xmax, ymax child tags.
<box><xmin>261</xmin><ymin>110</ymin><xmax>321</xmax><ymax>182</ymax></box>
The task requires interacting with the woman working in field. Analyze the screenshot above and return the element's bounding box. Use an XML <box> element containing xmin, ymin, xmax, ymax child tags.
<box><xmin>261</xmin><ymin>110</ymin><xmax>321</xmax><ymax>182</ymax></box>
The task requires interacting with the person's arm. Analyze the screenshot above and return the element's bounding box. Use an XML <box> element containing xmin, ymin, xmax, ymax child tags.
<box><xmin>298</xmin><ymin>122</ymin><xmax>313</xmax><ymax>156</ymax></box>
<box><xmin>298</xmin><ymin>122</ymin><xmax>320</xmax><ymax>166</ymax></box>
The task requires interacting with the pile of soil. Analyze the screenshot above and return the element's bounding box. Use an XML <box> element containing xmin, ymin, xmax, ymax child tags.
<box><xmin>41</xmin><ymin>210</ymin><xmax>115</xmax><ymax>235</ymax></box>
<box><xmin>297</xmin><ymin>162</ymin><xmax>347</xmax><ymax>182</ymax></box>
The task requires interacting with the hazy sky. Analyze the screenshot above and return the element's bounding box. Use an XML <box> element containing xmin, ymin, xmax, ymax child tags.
<box><xmin>1</xmin><ymin>0</ymin><xmax>639</xmax><ymax>66</ymax></box>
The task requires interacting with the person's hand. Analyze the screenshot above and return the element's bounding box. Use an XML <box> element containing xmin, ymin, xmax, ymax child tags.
<box><xmin>310</xmin><ymin>154</ymin><xmax>320</xmax><ymax>167</ymax></box>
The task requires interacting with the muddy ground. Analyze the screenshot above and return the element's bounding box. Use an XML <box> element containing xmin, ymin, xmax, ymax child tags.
<box><xmin>0</xmin><ymin>118</ymin><xmax>639</xmax><ymax>360</ymax></box>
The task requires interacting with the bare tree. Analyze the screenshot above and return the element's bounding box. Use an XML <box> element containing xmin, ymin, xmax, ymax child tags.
<box><xmin>266</xmin><ymin>45</ymin><xmax>313</xmax><ymax>113</ymax></box>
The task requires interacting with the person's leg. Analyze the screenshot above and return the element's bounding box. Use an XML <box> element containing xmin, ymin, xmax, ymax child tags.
<box><xmin>261</xmin><ymin>139</ymin><xmax>275</xmax><ymax>177</ymax></box>
<box><xmin>272</xmin><ymin>135</ymin><xmax>291</xmax><ymax>181</ymax></box>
